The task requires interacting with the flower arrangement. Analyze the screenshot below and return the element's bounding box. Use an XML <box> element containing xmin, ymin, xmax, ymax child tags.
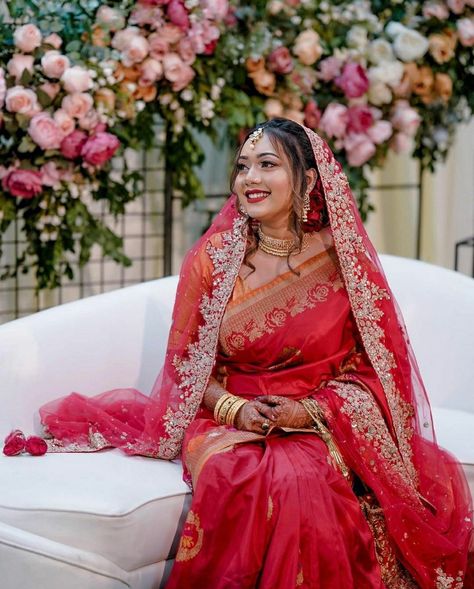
<box><xmin>1</xmin><ymin>0</ymin><xmax>472</xmax><ymax>289</ymax></box>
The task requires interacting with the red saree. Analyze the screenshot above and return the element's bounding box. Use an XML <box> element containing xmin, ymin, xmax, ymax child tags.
<box><xmin>38</xmin><ymin>125</ymin><xmax>472</xmax><ymax>588</ymax></box>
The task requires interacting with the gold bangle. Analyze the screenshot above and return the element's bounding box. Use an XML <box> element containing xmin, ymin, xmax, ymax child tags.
<box><xmin>217</xmin><ymin>395</ymin><xmax>239</xmax><ymax>425</ymax></box>
<box><xmin>214</xmin><ymin>393</ymin><xmax>234</xmax><ymax>424</ymax></box>
<box><xmin>225</xmin><ymin>398</ymin><xmax>248</xmax><ymax>426</ymax></box>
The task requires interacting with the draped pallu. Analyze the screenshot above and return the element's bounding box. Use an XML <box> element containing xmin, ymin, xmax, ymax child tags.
<box><xmin>40</xmin><ymin>129</ymin><xmax>472</xmax><ymax>588</ymax></box>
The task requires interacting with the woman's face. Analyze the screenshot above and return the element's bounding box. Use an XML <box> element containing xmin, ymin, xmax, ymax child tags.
<box><xmin>234</xmin><ymin>134</ymin><xmax>295</xmax><ymax>229</ymax></box>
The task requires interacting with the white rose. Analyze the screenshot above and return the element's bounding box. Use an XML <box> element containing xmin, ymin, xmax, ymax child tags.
<box><xmin>369</xmin><ymin>61</ymin><xmax>404</xmax><ymax>88</ymax></box>
<box><xmin>368</xmin><ymin>39</ymin><xmax>394</xmax><ymax>64</ymax></box>
<box><xmin>385</xmin><ymin>22</ymin><xmax>406</xmax><ymax>39</ymax></box>
<box><xmin>368</xmin><ymin>81</ymin><xmax>392</xmax><ymax>106</ymax></box>
<box><xmin>61</xmin><ymin>66</ymin><xmax>93</xmax><ymax>93</ymax></box>
<box><xmin>347</xmin><ymin>26</ymin><xmax>368</xmax><ymax>50</ymax></box>
<box><xmin>393</xmin><ymin>28</ymin><xmax>429</xmax><ymax>62</ymax></box>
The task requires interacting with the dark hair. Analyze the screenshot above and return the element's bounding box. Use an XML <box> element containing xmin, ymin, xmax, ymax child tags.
<box><xmin>231</xmin><ymin>118</ymin><xmax>328</xmax><ymax>274</ymax></box>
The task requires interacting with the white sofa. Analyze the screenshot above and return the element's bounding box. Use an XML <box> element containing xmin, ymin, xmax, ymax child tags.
<box><xmin>0</xmin><ymin>256</ymin><xmax>473</xmax><ymax>589</ymax></box>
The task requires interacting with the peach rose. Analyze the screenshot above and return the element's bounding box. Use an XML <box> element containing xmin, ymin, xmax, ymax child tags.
<box><xmin>5</xmin><ymin>86</ymin><xmax>40</xmax><ymax>116</ymax></box>
<box><xmin>434</xmin><ymin>73</ymin><xmax>453</xmax><ymax>102</ymax></box>
<box><xmin>134</xmin><ymin>84</ymin><xmax>157</xmax><ymax>102</ymax></box>
<box><xmin>391</xmin><ymin>100</ymin><xmax>421</xmax><ymax>136</ymax></box>
<box><xmin>13</xmin><ymin>24</ymin><xmax>42</xmax><ymax>53</ymax></box>
<box><xmin>139</xmin><ymin>58</ymin><xmax>163</xmax><ymax>86</ymax></box>
<box><xmin>162</xmin><ymin>53</ymin><xmax>195</xmax><ymax>91</ymax></box>
<box><xmin>319</xmin><ymin>103</ymin><xmax>348</xmax><ymax>139</ymax></box>
<box><xmin>412</xmin><ymin>65</ymin><xmax>434</xmax><ymax>98</ymax></box>
<box><xmin>95</xmin><ymin>88</ymin><xmax>116</xmax><ymax>111</ymax></box>
<box><xmin>90</xmin><ymin>25</ymin><xmax>109</xmax><ymax>48</ymax></box>
<box><xmin>28</xmin><ymin>112</ymin><xmax>63</xmax><ymax>150</ymax></box>
<box><xmin>53</xmin><ymin>109</ymin><xmax>75</xmax><ymax>136</ymax></box>
<box><xmin>429</xmin><ymin>31</ymin><xmax>457</xmax><ymax>63</ymax></box>
<box><xmin>115</xmin><ymin>63</ymin><xmax>141</xmax><ymax>83</ymax></box>
<box><xmin>264</xmin><ymin>98</ymin><xmax>284</xmax><ymax>119</ymax></box>
<box><xmin>62</xmin><ymin>92</ymin><xmax>94</xmax><ymax>119</ymax></box>
<box><xmin>344</xmin><ymin>133</ymin><xmax>376</xmax><ymax>167</ymax></box>
<box><xmin>250</xmin><ymin>69</ymin><xmax>276</xmax><ymax>96</ymax></box>
<box><xmin>245</xmin><ymin>56</ymin><xmax>265</xmax><ymax>74</ymax></box>
<box><xmin>160</xmin><ymin>24</ymin><xmax>184</xmax><ymax>45</ymax></box>
<box><xmin>293</xmin><ymin>30</ymin><xmax>323</xmax><ymax>66</ymax></box>
<box><xmin>41</xmin><ymin>51</ymin><xmax>70</xmax><ymax>79</ymax></box>
<box><xmin>44</xmin><ymin>33</ymin><xmax>62</xmax><ymax>49</ymax></box>
<box><xmin>7</xmin><ymin>54</ymin><xmax>34</xmax><ymax>82</ymax></box>
<box><xmin>61</xmin><ymin>66</ymin><xmax>93</xmax><ymax>93</ymax></box>
<box><xmin>457</xmin><ymin>18</ymin><xmax>474</xmax><ymax>47</ymax></box>
<box><xmin>122</xmin><ymin>35</ymin><xmax>150</xmax><ymax>67</ymax></box>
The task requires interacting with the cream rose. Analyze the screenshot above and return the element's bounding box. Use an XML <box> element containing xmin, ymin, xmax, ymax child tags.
<box><xmin>293</xmin><ymin>30</ymin><xmax>323</xmax><ymax>66</ymax></box>
<box><xmin>13</xmin><ymin>24</ymin><xmax>42</xmax><ymax>53</ymax></box>
<box><xmin>7</xmin><ymin>54</ymin><xmax>34</xmax><ymax>82</ymax></box>
<box><xmin>96</xmin><ymin>6</ymin><xmax>126</xmax><ymax>32</ymax></box>
<box><xmin>61</xmin><ymin>92</ymin><xmax>94</xmax><ymax>119</ymax></box>
<box><xmin>368</xmin><ymin>81</ymin><xmax>393</xmax><ymax>106</ymax></box>
<box><xmin>41</xmin><ymin>51</ymin><xmax>70</xmax><ymax>79</ymax></box>
<box><xmin>61</xmin><ymin>66</ymin><xmax>93</xmax><ymax>94</ymax></box>
<box><xmin>368</xmin><ymin>39</ymin><xmax>394</xmax><ymax>65</ymax></box>
<box><xmin>347</xmin><ymin>26</ymin><xmax>368</xmax><ymax>50</ymax></box>
<box><xmin>393</xmin><ymin>28</ymin><xmax>429</xmax><ymax>62</ymax></box>
<box><xmin>369</xmin><ymin>61</ymin><xmax>404</xmax><ymax>88</ymax></box>
<box><xmin>5</xmin><ymin>86</ymin><xmax>40</xmax><ymax>116</ymax></box>
<box><xmin>112</xmin><ymin>27</ymin><xmax>141</xmax><ymax>52</ymax></box>
<box><xmin>53</xmin><ymin>109</ymin><xmax>76</xmax><ymax>136</ymax></box>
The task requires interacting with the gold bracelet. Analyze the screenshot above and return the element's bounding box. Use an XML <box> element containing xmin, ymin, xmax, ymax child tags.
<box><xmin>225</xmin><ymin>398</ymin><xmax>248</xmax><ymax>426</ymax></box>
<box><xmin>214</xmin><ymin>393</ymin><xmax>234</xmax><ymax>424</ymax></box>
<box><xmin>217</xmin><ymin>395</ymin><xmax>240</xmax><ymax>425</ymax></box>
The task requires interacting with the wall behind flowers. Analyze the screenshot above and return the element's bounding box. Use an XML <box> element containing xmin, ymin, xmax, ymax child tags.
<box><xmin>0</xmin><ymin>0</ymin><xmax>472</xmax><ymax>321</ymax></box>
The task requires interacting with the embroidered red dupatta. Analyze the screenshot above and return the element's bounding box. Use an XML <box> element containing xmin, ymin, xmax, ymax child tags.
<box><xmin>39</xmin><ymin>126</ymin><xmax>472</xmax><ymax>587</ymax></box>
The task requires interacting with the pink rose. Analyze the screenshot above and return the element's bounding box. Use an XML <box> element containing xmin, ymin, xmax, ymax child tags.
<box><xmin>61</xmin><ymin>66</ymin><xmax>93</xmax><ymax>93</ymax></box>
<box><xmin>317</xmin><ymin>57</ymin><xmax>343</xmax><ymax>82</ymax></box>
<box><xmin>422</xmin><ymin>2</ymin><xmax>450</xmax><ymax>19</ymax></box>
<box><xmin>38</xmin><ymin>82</ymin><xmax>61</xmax><ymax>101</ymax></box>
<box><xmin>0</xmin><ymin>69</ymin><xmax>5</xmax><ymax>109</ymax></box>
<box><xmin>112</xmin><ymin>27</ymin><xmax>141</xmax><ymax>52</ymax></box>
<box><xmin>160</xmin><ymin>24</ymin><xmax>184</xmax><ymax>45</ymax></box>
<box><xmin>178</xmin><ymin>37</ymin><xmax>196</xmax><ymax>65</ymax></box>
<box><xmin>81</xmin><ymin>132</ymin><xmax>120</xmax><ymax>166</ymax></box>
<box><xmin>139</xmin><ymin>58</ymin><xmax>163</xmax><ymax>86</ymax></box>
<box><xmin>347</xmin><ymin>105</ymin><xmax>373</xmax><ymax>134</ymax></box>
<box><xmin>447</xmin><ymin>0</ymin><xmax>465</xmax><ymax>13</ymax></box>
<box><xmin>96</xmin><ymin>6</ymin><xmax>126</xmax><ymax>31</ymax></box>
<box><xmin>162</xmin><ymin>53</ymin><xmax>195</xmax><ymax>91</ymax></box>
<box><xmin>367</xmin><ymin>120</ymin><xmax>393</xmax><ymax>144</ymax></box>
<box><xmin>28</xmin><ymin>112</ymin><xmax>63</xmax><ymax>150</ymax></box>
<box><xmin>78</xmin><ymin>109</ymin><xmax>100</xmax><ymax>131</ymax></box>
<box><xmin>189</xmin><ymin>21</ymin><xmax>219</xmax><ymax>54</ymax></box>
<box><xmin>41</xmin><ymin>51</ymin><xmax>70</xmax><ymax>79</ymax></box>
<box><xmin>5</xmin><ymin>86</ymin><xmax>40</xmax><ymax>117</ymax></box>
<box><xmin>60</xmin><ymin>130</ymin><xmax>88</xmax><ymax>159</ymax></box>
<box><xmin>62</xmin><ymin>92</ymin><xmax>94</xmax><ymax>119</ymax></box>
<box><xmin>391</xmin><ymin>132</ymin><xmax>412</xmax><ymax>153</ymax></box>
<box><xmin>304</xmin><ymin>100</ymin><xmax>321</xmax><ymax>129</ymax></box>
<box><xmin>202</xmin><ymin>0</ymin><xmax>229</xmax><ymax>19</ymax></box>
<box><xmin>3</xmin><ymin>430</ymin><xmax>26</xmax><ymax>456</ymax></box>
<box><xmin>167</xmin><ymin>0</ymin><xmax>190</xmax><ymax>31</ymax></box>
<box><xmin>319</xmin><ymin>103</ymin><xmax>348</xmax><ymax>139</ymax></box>
<box><xmin>335</xmin><ymin>62</ymin><xmax>369</xmax><ymax>98</ymax></box>
<box><xmin>344</xmin><ymin>134</ymin><xmax>376</xmax><ymax>166</ymax></box>
<box><xmin>2</xmin><ymin>169</ymin><xmax>43</xmax><ymax>198</ymax></box>
<box><xmin>53</xmin><ymin>109</ymin><xmax>75</xmax><ymax>135</ymax></box>
<box><xmin>7</xmin><ymin>54</ymin><xmax>34</xmax><ymax>82</ymax></box>
<box><xmin>148</xmin><ymin>34</ymin><xmax>169</xmax><ymax>59</ymax></box>
<box><xmin>267</xmin><ymin>46</ymin><xmax>294</xmax><ymax>75</ymax></box>
<box><xmin>391</xmin><ymin>100</ymin><xmax>421</xmax><ymax>136</ymax></box>
<box><xmin>41</xmin><ymin>161</ymin><xmax>63</xmax><ymax>187</ymax></box>
<box><xmin>44</xmin><ymin>33</ymin><xmax>62</xmax><ymax>49</ymax></box>
<box><xmin>13</xmin><ymin>24</ymin><xmax>42</xmax><ymax>53</ymax></box>
<box><xmin>25</xmin><ymin>436</ymin><xmax>48</xmax><ymax>456</ymax></box>
<box><xmin>457</xmin><ymin>18</ymin><xmax>474</xmax><ymax>47</ymax></box>
<box><xmin>122</xmin><ymin>35</ymin><xmax>150</xmax><ymax>67</ymax></box>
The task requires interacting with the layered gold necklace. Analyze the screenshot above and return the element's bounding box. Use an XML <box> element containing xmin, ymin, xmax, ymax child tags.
<box><xmin>257</xmin><ymin>227</ymin><xmax>310</xmax><ymax>257</ymax></box>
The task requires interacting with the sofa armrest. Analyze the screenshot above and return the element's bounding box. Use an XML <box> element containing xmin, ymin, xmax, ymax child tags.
<box><xmin>0</xmin><ymin>277</ymin><xmax>178</xmax><ymax>435</ymax></box>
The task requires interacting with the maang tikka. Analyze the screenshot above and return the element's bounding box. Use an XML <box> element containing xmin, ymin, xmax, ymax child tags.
<box><xmin>248</xmin><ymin>127</ymin><xmax>264</xmax><ymax>149</ymax></box>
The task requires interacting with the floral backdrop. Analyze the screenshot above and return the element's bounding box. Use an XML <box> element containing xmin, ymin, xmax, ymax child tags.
<box><xmin>0</xmin><ymin>0</ymin><xmax>472</xmax><ymax>289</ymax></box>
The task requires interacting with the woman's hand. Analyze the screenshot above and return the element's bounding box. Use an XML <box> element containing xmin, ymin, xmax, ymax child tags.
<box><xmin>256</xmin><ymin>395</ymin><xmax>313</xmax><ymax>429</ymax></box>
<box><xmin>234</xmin><ymin>400</ymin><xmax>278</xmax><ymax>434</ymax></box>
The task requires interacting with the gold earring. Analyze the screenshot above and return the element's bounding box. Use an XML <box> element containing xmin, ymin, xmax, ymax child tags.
<box><xmin>302</xmin><ymin>188</ymin><xmax>311</xmax><ymax>223</ymax></box>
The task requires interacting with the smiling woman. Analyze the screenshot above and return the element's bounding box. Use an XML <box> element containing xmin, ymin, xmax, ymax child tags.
<box><xmin>15</xmin><ymin>119</ymin><xmax>472</xmax><ymax>589</ymax></box>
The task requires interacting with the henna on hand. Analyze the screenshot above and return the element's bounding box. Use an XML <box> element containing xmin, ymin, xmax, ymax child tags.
<box><xmin>256</xmin><ymin>395</ymin><xmax>313</xmax><ymax>429</ymax></box>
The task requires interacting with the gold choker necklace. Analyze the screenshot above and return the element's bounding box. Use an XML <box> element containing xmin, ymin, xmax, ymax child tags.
<box><xmin>257</xmin><ymin>227</ymin><xmax>310</xmax><ymax>257</ymax></box>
